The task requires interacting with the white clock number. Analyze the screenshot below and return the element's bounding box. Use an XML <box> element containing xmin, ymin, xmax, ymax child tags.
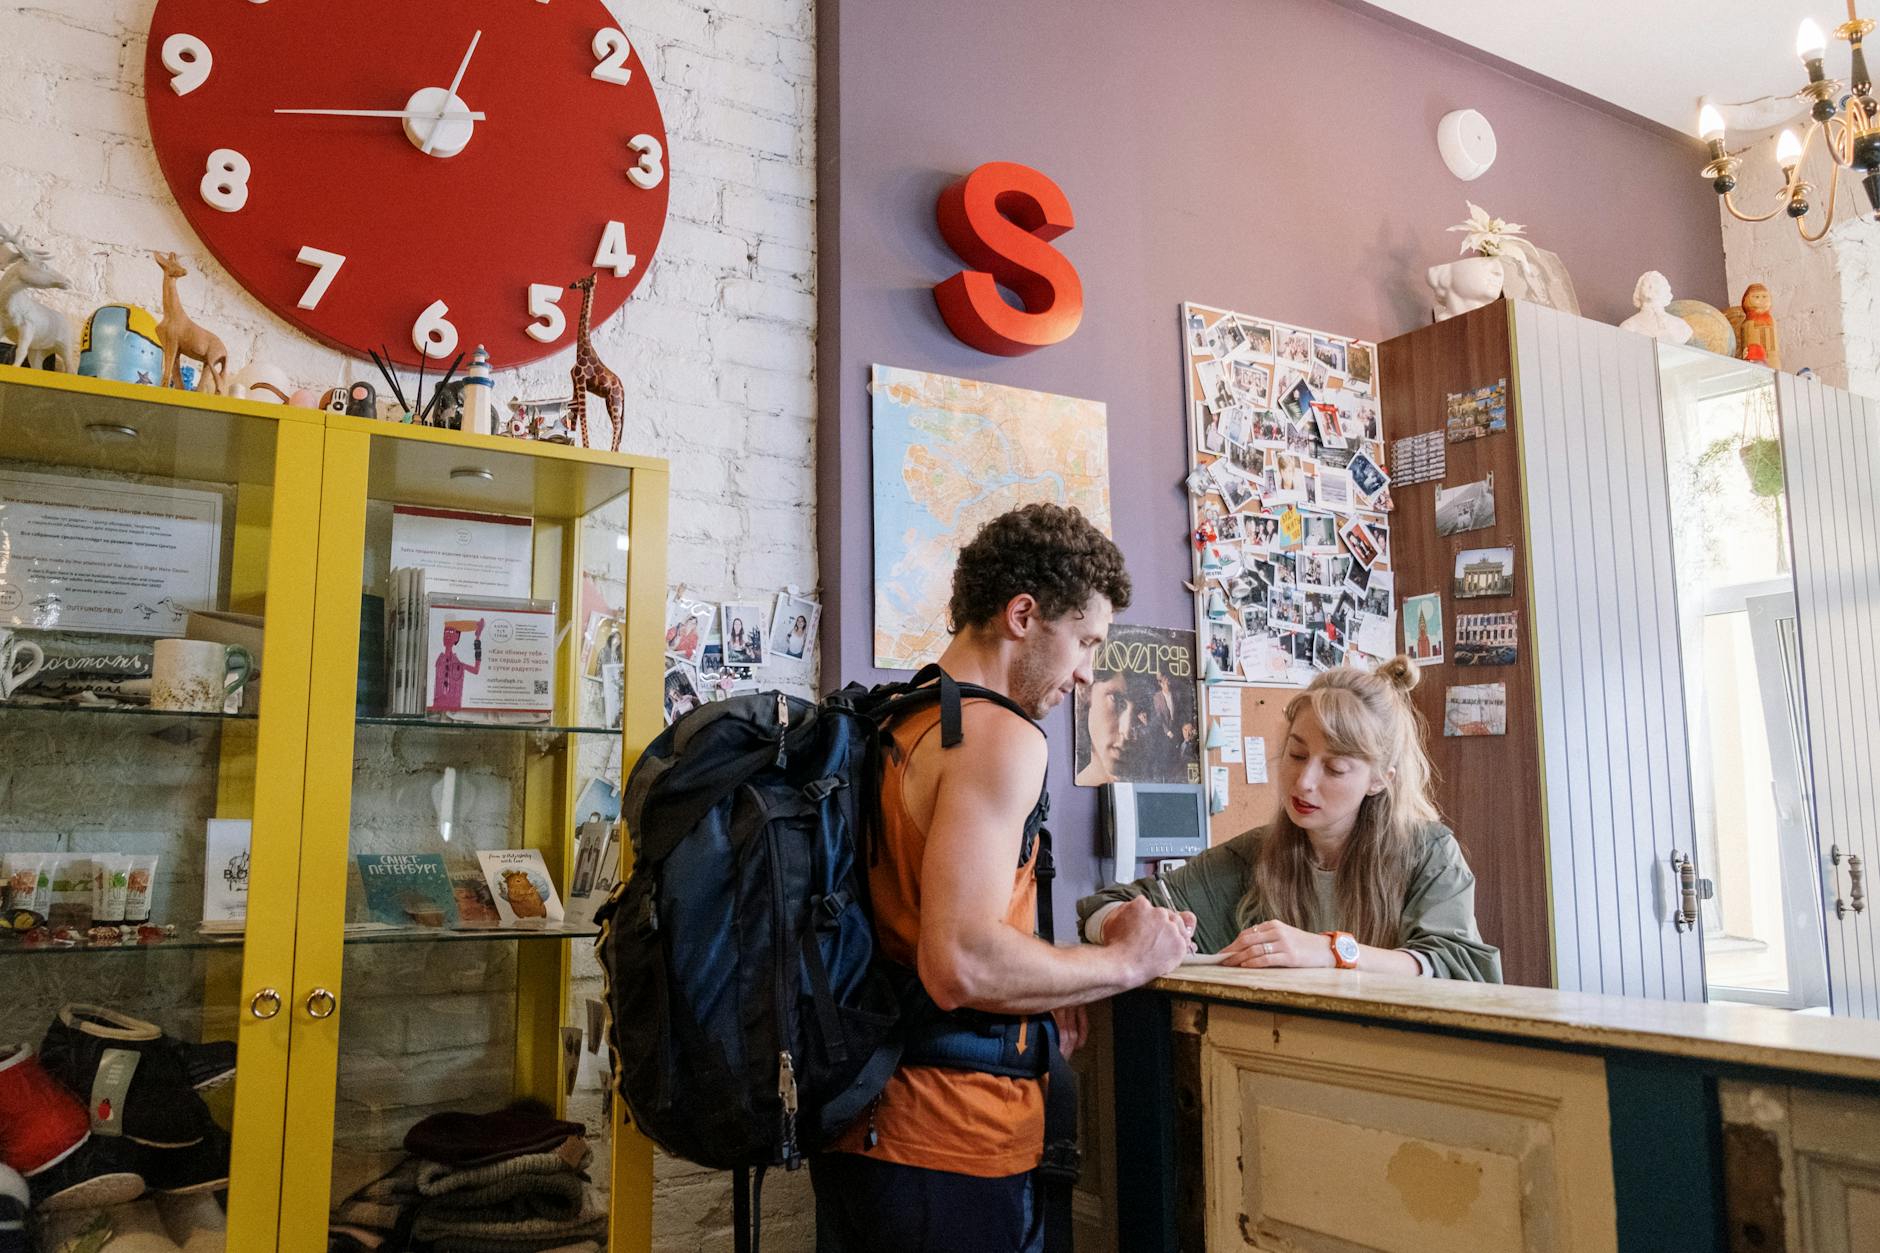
<box><xmin>161</xmin><ymin>34</ymin><xmax>212</xmax><ymax>96</ymax></box>
<box><xmin>526</xmin><ymin>283</ymin><xmax>567</xmax><ymax>343</ymax></box>
<box><xmin>295</xmin><ymin>246</ymin><xmax>346</xmax><ymax>310</ymax></box>
<box><xmin>591</xmin><ymin>29</ymin><xmax>634</xmax><ymax>84</ymax></box>
<box><xmin>413</xmin><ymin>300</ymin><xmax>459</xmax><ymax>359</ymax></box>
<box><xmin>627</xmin><ymin>134</ymin><xmax>664</xmax><ymax>190</ymax></box>
<box><xmin>200</xmin><ymin>149</ymin><xmax>250</xmax><ymax>213</ymax></box>
<box><xmin>594</xmin><ymin>221</ymin><xmax>637</xmax><ymax>277</ymax></box>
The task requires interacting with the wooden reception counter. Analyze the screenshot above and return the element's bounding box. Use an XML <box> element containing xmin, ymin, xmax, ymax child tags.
<box><xmin>1078</xmin><ymin>970</ymin><xmax>1880</xmax><ymax>1253</ymax></box>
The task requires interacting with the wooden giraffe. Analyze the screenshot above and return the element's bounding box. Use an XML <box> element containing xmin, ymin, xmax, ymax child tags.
<box><xmin>566</xmin><ymin>274</ymin><xmax>624</xmax><ymax>452</ymax></box>
<box><xmin>154</xmin><ymin>252</ymin><xmax>228</xmax><ymax>394</ymax></box>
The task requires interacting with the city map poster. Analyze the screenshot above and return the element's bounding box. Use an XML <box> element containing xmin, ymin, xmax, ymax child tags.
<box><xmin>870</xmin><ymin>365</ymin><xmax>1112</xmax><ymax>671</ymax></box>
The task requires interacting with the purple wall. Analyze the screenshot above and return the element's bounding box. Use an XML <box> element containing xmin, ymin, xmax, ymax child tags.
<box><xmin>815</xmin><ymin>0</ymin><xmax>1726</xmax><ymax>913</ymax></box>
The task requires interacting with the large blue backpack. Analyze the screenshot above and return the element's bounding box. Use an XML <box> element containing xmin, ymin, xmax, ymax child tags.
<box><xmin>595</xmin><ymin>666</ymin><xmax>1077</xmax><ymax>1252</ymax></box>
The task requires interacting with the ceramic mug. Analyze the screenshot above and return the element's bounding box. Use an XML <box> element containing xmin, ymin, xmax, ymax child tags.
<box><xmin>0</xmin><ymin>636</ymin><xmax>45</xmax><ymax>700</ymax></box>
<box><xmin>152</xmin><ymin>639</ymin><xmax>253</xmax><ymax>713</ymax></box>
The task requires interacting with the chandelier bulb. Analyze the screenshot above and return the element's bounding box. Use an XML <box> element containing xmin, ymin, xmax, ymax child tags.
<box><xmin>1698</xmin><ymin>102</ymin><xmax>1727</xmax><ymax>142</ymax></box>
<box><xmin>1798</xmin><ymin>17</ymin><xmax>1829</xmax><ymax>62</ymax></box>
<box><xmin>1777</xmin><ymin>127</ymin><xmax>1806</xmax><ymax>168</ymax></box>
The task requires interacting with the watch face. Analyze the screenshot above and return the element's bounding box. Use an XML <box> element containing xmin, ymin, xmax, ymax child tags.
<box><xmin>1333</xmin><ymin>933</ymin><xmax>1360</xmax><ymax>965</ymax></box>
<box><xmin>145</xmin><ymin>0</ymin><xmax>670</xmax><ymax>368</ymax></box>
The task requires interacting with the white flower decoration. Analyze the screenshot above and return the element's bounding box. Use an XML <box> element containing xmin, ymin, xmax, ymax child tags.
<box><xmin>1447</xmin><ymin>201</ymin><xmax>1527</xmax><ymax>257</ymax></box>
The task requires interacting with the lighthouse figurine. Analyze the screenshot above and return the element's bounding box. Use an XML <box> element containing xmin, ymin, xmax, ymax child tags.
<box><xmin>461</xmin><ymin>345</ymin><xmax>495</xmax><ymax>437</ymax></box>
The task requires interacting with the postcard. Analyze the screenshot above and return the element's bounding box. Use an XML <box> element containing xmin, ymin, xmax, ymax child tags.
<box><xmin>1403</xmin><ymin>593</ymin><xmax>1444</xmax><ymax>664</ymax></box>
<box><xmin>1445</xmin><ymin>378</ymin><xmax>1510</xmax><ymax>442</ymax></box>
<box><xmin>357</xmin><ymin>853</ymin><xmax>457</xmax><ymax>928</ymax></box>
<box><xmin>1453</xmin><ymin>546</ymin><xmax>1516</xmax><ymax>599</ymax></box>
<box><xmin>1455</xmin><ymin>611</ymin><xmax>1519</xmax><ymax>666</ymax></box>
<box><xmin>1444</xmin><ymin>683</ymin><xmax>1508</xmax><ymax>737</ymax></box>
<box><xmin>477</xmin><ymin>848</ymin><xmax>566</xmax><ymax>925</ymax></box>
<box><xmin>1435</xmin><ymin>474</ymin><xmax>1496</xmax><ymax>537</ymax></box>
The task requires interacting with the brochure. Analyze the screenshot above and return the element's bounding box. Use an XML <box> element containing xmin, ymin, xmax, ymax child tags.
<box><xmin>424</xmin><ymin>595</ymin><xmax>557</xmax><ymax>720</ymax></box>
<box><xmin>202</xmin><ymin>819</ymin><xmax>252</xmax><ymax>927</ymax></box>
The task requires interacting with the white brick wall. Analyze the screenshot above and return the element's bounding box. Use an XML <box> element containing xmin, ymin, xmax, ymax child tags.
<box><xmin>1720</xmin><ymin>129</ymin><xmax>1880</xmax><ymax>397</ymax></box>
<box><xmin>0</xmin><ymin>0</ymin><xmax>820</xmax><ymax>1244</ymax></box>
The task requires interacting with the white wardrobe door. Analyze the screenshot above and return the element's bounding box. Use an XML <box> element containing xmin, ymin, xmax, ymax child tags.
<box><xmin>1778</xmin><ymin>372</ymin><xmax>1880</xmax><ymax>1019</ymax></box>
<box><xmin>1515</xmin><ymin>301</ymin><xmax>1704</xmax><ymax>1001</ymax></box>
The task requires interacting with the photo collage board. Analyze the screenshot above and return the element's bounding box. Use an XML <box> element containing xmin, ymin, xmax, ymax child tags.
<box><xmin>1181</xmin><ymin>303</ymin><xmax>1395</xmax><ymax>688</ymax></box>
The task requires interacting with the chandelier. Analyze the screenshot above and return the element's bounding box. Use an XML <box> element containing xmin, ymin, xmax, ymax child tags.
<box><xmin>1698</xmin><ymin>2</ymin><xmax>1880</xmax><ymax>242</ymax></box>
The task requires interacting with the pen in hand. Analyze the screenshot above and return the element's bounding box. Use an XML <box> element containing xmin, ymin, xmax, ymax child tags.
<box><xmin>1151</xmin><ymin>864</ymin><xmax>1197</xmax><ymax>951</ymax></box>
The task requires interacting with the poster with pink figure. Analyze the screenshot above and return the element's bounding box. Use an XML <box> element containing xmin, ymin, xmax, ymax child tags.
<box><xmin>425</xmin><ymin>597</ymin><xmax>556</xmax><ymax>718</ymax></box>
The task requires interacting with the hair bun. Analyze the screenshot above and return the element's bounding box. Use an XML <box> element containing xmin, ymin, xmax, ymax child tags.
<box><xmin>1377</xmin><ymin>655</ymin><xmax>1421</xmax><ymax>694</ymax></box>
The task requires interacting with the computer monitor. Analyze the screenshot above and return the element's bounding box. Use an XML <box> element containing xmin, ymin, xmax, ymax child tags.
<box><xmin>1101</xmin><ymin>781</ymin><xmax>1209</xmax><ymax>866</ymax></box>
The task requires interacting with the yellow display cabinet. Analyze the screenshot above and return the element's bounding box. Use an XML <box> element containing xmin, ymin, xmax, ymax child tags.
<box><xmin>0</xmin><ymin>364</ymin><xmax>666</xmax><ymax>1252</ymax></box>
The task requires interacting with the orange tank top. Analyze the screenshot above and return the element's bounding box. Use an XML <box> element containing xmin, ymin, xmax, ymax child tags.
<box><xmin>827</xmin><ymin>701</ymin><xmax>1045</xmax><ymax>1177</ymax></box>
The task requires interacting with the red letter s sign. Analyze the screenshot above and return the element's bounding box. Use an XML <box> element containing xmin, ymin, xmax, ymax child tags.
<box><xmin>933</xmin><ymin>162</ymin><xmax>1083</xmax><ymax>356</ymax></box>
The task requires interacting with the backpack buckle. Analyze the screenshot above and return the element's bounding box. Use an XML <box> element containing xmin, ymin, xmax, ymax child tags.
<box><xmin>802</xmin><ymin>776</ymin><xmax>844</xmax><ymax>803</ymax></box>
<box><xmin>1039</xmin><ymin>1138</ymin><xmax>1082</xmax><ymax>1182</ymax></box>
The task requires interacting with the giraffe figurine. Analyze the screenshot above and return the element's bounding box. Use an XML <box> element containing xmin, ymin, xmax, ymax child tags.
<box><xmin>566</xmin><ymin>274</ymin><xmax>625</xmax><ymax>452</ymax></box>
<box><xmin>153</xmin><ymin>252</ymin><xmax>228</xmax><ymax>393</ymax></box>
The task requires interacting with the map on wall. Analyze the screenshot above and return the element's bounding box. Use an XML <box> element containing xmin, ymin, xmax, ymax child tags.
<box><xmin>871</xmin><ymin>365</ymin><xmax>1112</xmax><ymax>671</ymax></box>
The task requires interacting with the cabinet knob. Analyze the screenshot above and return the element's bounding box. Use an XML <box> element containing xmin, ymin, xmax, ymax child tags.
<box><xmin>1832</xmin><ymin>845</ymin><xmax>1866</xmax><ymax>919</ymax></box>
<box><xmin>1670</xmin><ymin>850</ymin><xmax>1699</xmax><ymax>931</ymax></box>
<box><xmin>250</xmin><ymin>988</ymin><xmax>282</xmax><ymax>1020</ymax></box>
<box><xmin>306</xmin><ymin>988</ymin><xmax>338</xmax><ymax>1020</ymax></box>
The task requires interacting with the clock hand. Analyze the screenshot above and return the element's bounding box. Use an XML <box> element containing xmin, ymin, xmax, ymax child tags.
<box><xmin>275</xmin><ymin>107</ymin><xmax>488</xmax><ymax>119</ymax></box>
<box><xmin>424</xmin><ymin>29</ymin><xmax>482</xmax><ymax>155</ymax></box>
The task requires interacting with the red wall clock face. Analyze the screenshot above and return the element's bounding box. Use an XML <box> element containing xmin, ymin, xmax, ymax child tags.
<box><xmin>145</xmin><ymin>0</ymin><xmax>670</xmax><ymax>369</ymax></box>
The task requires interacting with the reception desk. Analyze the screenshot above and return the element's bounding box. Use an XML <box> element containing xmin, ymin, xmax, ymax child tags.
<box><xmin>1079</xmin><ymin>970</ymin><xmax>1880</xmax><ymax>1253</ymax></box>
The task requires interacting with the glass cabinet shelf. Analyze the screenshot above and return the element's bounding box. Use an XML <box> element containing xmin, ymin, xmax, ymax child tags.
<box><xmin>0</xmin><ymin>702</ymin><xmax>256</xmax><ymax>725</ymax></box>
<box><xmin>0</xmin><ymin>922</ymin><xmax>602</xmax><ymax>956</ymax></box>
<box><xmin>355</xmin><ymin>715</ymin><xmax>621</xmax><ymax>736</ymax></box>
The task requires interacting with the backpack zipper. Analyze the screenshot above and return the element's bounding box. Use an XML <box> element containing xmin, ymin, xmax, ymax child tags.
<box><xmin>766</xmin><ymin>817</ymin><xmax>800</xmax><ymax>1166</ymax></box>
<box><xmin>778</xmin><ymin>1049</ymin><xmax>799</xmax><ymax>1165</ymax></box>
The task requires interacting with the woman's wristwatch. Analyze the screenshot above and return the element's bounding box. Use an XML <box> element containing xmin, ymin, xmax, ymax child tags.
<box><xmin>1325</xmin><ymin>930</ymin><xmax>1360</xmax><ymax>969</ymax></box>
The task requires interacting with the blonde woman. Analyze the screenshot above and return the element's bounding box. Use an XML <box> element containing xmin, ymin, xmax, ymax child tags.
<box><xmin>1076</xmin><ymin>658</ymin><xmax>1501</xmax><ymax>981</ymax></box>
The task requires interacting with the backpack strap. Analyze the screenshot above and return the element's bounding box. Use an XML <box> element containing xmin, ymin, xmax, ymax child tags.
<box><xmin>1037</xmin><ymin>1016</ymin><xmax>1079</xmax><ymax>1253</ymax></box>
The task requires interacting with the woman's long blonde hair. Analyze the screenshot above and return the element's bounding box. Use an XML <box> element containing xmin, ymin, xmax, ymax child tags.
<box><xmin>1236</xmin><ymin>657</ymin><xmax>1441</xmax><ymax>947</ymax></box>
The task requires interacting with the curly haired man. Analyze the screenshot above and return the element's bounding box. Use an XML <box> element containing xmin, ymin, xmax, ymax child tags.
<box><xmin>811</xmin><ymin>503</ymin><xmax>1194</xmax><ymax>1253</ymax></box>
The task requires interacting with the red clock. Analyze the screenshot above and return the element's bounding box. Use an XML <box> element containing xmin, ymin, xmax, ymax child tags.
<box><xmin>144</xmin><ymin>0</ymin><xmax>670</xmax><ymax>369</ymax></box>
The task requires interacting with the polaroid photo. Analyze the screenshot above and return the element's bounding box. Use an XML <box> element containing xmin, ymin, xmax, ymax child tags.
<box><xmin>1402</xmin><ymin>592</ymin><xmax>1444</xmax><ymax>664</ymax></box>
<box><xmin>1311</xmin><ymin>336</ymin><xmax>1348</xmax><ymax>375</ymax></box>
<box><xmin>1454</xmin><ymin>546</ymin><xmax>1516</xmax><ymax>600</ymax></box>
<box><xmin>1195</xmin><ymin>358</ymin><xmax>1225</xmax><ymax>409</ymax></box>
<box><xmin>1312</xmin><ymin>403</ymin><xmax>1349</xmax><ymax>450</ymax></box>
<box><xmin>1278</xmin><ymin>378</ymin><xmax>1317</xmax><ymax>425</ymax></box>
<box><xmin>1347</xmin><ymin>450</ymin><xmax>1389</xmax><ymax>500</ymax></box>
<box><xmin>664</xmin><ymin>597</ymin><xmax>714</xmax><ymax>665</ymax></box>
<box><xmin>1195</xmin><ymin>402</ymin><xmax>1225</xmax><ymax>456</ymax></box>
<box><xmin>1204</xmin><ymin>619</ymin><xmax>1239</xmax><ymax>676</ymax></box>
<box><xmin>1216</xmin><ymin>512</ymin><xmax>1245</xmax><ymax>543</ymax></box>
<box><xmin>1270</xmin><ymin>587</ymin><xmax>1306</xmax><ymax>630</ymax></box>
<box><xmin>1310</xmin><ymin>359</ymin><xmax>1331</xmax><ymax>391</ymax></box>
<box><xmin>1230</xmin><ymin>359</ymin><xmax>1273</xmax><ymax>410</ymax></box>
<box><xmin>1360</xmin><ymin>569</ymin><xmax>1394</xmax><ymax>619</ymax></box>
<box><xmin>1300</xmin><ymin>513</ymin><xmax>1340</xmax><ymax>552</ymax></box>
<box><xmin>1220</xmin><ymin>474</ymin><xmax>1258</xmax><ymax>514</ymax></box>
<box><xmin>1435</xmin><ymin>474</ymin><xmax>1497</xmax><ymax>537</ymax></box>
<box><xmin>1278</xmin><ymin>328</ymin><xmax>1312</xmax><ymax>365</ymax></box>
<box><xmin>1444</xmin><ymin>683</ymin><xmax>1508</xmax><ymax>737</ymax></box>
<box><xmin>1186</xmin><ymin>308</ymin><xmax>1212</xmax><ymax>356</ymax></box>
<box><xmin>1347</xmin><ymin>343</ymin><xmax>1375</xmax><ymax>391</ymax></box>
<box><xmin>1246</xmin><ymin>514</ymin><xmax>1280</xmax><ymax>551</ymax></box>
<box><xmin>1455</xmin><ymin>611</ymin><xmax>1519</xmax><ymax>667</ymax></box>
<box><xmin>720</xmin><ymin>602</ymin><xmax>769</xmax><ymax>667</ymax></box>
<box><xmin>1213</xmin><ymin>315</ymin><xmax>1250</xmax><ymax>359</ymax></box>
<box><xmin>663</xmin><ymin>661</ymin><xmax>703</xmax><ymax>723</ymax></box>
<box><xmin>1340</xmin><ymin>517</ymin><xmax>1380</xmax><ymax>567</ymax></box>
<box><xmin>1251</xmin><ymin>411</ymin><xmax>1287</xmax><ymax>446</ymax></box>
<box><xmin>1240</xmin><ymin>604</ymin><xmax>1269</xmax><ymax>636</ymax></box>
<box><xmin>1267</xmin><ymin>452</ymin><xmax>1306</xmax><ymax>506</ymax></box>
<box><xmin>1241</xmin><ymin>319</ymin><xmax>1275</xmax><ymax>358</ymax></box>
<box><xmin>770</xmin><ymin>594</ymin><xmax>821</xmax><ymax>663</ymax></box>
<box><xmin>1220</xmin><ymin>404</ymin><xmax>1255</xmax><ymax>448</ymax></box>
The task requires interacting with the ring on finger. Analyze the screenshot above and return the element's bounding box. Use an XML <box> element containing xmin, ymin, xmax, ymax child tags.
<box><xmin>1263</xmin><ymin>941</ymin><xmax>1273</xmax><ymax>955</ymax></box>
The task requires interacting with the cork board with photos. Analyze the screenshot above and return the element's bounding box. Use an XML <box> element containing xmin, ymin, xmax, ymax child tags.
<box><xmin>1181</xmin><ymin>303</ymin><xmax>1395</xmax><ymax>689</ymax></box>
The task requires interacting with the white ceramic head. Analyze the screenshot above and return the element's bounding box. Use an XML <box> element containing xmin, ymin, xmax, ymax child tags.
<box><xmin>1428</xmin><ymin>255</ymin><xmax>1505</xmax><ymax>321</ymax></box>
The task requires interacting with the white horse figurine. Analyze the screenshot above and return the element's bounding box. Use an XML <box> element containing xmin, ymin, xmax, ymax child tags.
<box><xmin>0</xmin><ymin>225</ymin><xmax>76</xmax><ymax>372</ymax></box>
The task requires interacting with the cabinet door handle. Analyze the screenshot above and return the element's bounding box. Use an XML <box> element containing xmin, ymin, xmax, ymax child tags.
<box><xmin>1832</xmin><ymin>845</ymin><xmax>1866</xmax><ymax>918</ymax></box>
<box><xmin>1670</xmin><ymin>850</ymin><xmax>1699</xmax><ymax>931</ymax></box>
<box><xmin>250</xmin><ymin>988</ymin><xmax>282</xmax><ymax>1020</ymax></box>
<box><xmin>306</xmin><ymin>988</ymin><xmax>338</xmax><ymax>1020</ymax></box>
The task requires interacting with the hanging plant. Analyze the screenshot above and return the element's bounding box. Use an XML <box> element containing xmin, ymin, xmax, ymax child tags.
<box><xmin>1738</xmin><ymin>437</ymin><xmax>1785</xmax><ymax>497</ymax></box>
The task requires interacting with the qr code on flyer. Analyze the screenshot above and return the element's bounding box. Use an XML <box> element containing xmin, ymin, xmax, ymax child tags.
<box><xmin>534</xmin><ymin>680</ymin><xmax>549</xmax><ymax>695</ymax></box>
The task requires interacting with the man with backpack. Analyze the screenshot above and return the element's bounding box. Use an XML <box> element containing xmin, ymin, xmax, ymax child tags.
<box><xmin>811</xmin><ymin>502</ymin><xmax>1195</xmax><ymax>1252</ymax></box>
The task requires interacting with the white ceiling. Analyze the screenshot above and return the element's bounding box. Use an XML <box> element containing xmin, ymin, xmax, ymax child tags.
<box><xmin>1362</xmin><ymin>1</ymin><xmax>1841</xmax><ymax>133</ymax></box>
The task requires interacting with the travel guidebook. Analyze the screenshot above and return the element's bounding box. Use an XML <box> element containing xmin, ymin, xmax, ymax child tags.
<box><xmin>356</xmin><ymin>853</ymin><xmax>457</xmax><ymax>928</ymax></box>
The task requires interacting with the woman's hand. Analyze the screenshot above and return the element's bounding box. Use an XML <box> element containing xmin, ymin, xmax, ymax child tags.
<box><xmin>1050</xmin><ymin>1005</ymin><xmax>1087</xmax><ymax>1060</ymax></box>
<box><xmin>1218</xmin><ymin>919</ymin><xmax>1333</xmax><ymax>969</ymax></box>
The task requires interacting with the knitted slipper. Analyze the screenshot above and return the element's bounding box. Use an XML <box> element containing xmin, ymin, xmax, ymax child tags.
<box><xmin>0</xmin><ymin>1046</ymin><xmax>143</xmax><ymax>1212</ymax></box>
<box><xmin>0</xmin><ymin>1164</ymin><xmax>26</xmax><ymax>1253</ymax></box>
<box><xmin>39</xmin><ymin>1007</ymin><xmax>214</xmax><ymax>1150</ymax></box>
